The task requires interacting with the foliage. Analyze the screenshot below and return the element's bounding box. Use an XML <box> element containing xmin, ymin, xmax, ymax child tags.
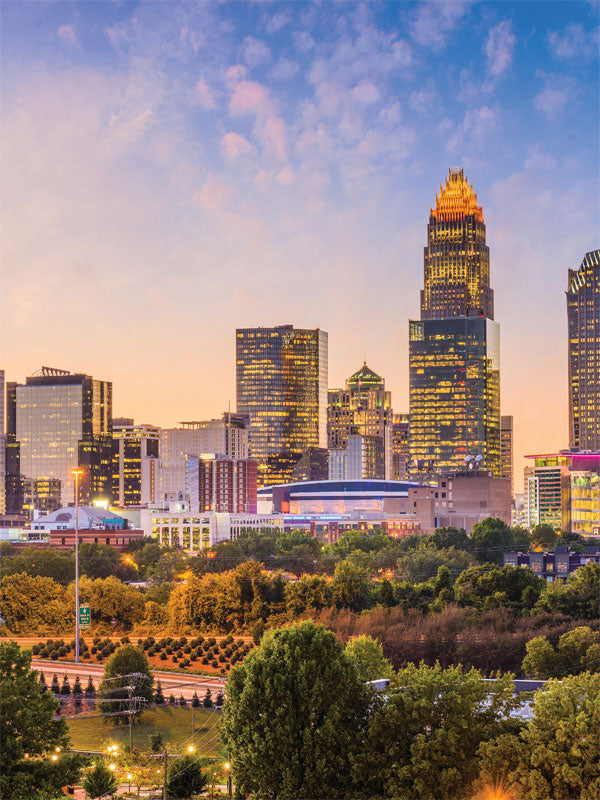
<box><xmin>522</xmin><ymin>626</ymin><xmax>599</xmax><ymax>678</ymax></box>
<box><xmin>529</xmin><ymin>523</ymin><xmax>558</xmax><ymax>551</ymax></box>
<box><xmin>98</xmin><ymin>645</ymin><xmax>154</xmax><ymax>725</ymax></box>
<box><xmin>167</xmin><ymin>754</ymin><xmax>208</xmax><ymax>799</ymax></box>
<box><xmin>82</xmin><ymin>762</ymin><xmax>118</xmax><ymax>799</ymax></box>
<box><xmin>0</xmin><ymin>641</ymin><xmax>81</xmax><ymax>800</ymax></box>
<box><xmin>0</xmin><ymin>546</ymin><xmax>75</xmax><ymax>583</ymax></box>
<box><xmin>454</xmin><ymin>564</ymin><xmax>545</xmax><ymax>610</ymax></box>
<box><xmin>79</xmin><ymin>542</ymin><xmax>136</xmax><ymax>581</ymax></box>
<box><xmin>353</xmin><ymin>662</ymin><xmax>521</xmax><ymax>800</ymax></box>
<box><xmin>330</xmin><ymin>559</ymin><xmax>371</xmax><ymax>610</ymax></box>
<box><xmin>345</xmin><ymin>634</ymin><xmax>394</xmax><ymax>682</ymax></box>
<box><xmin>223</xmin><ymin>620</ymin><xmax>370</xmax><ymax>799</ymax></box>
<box><xmin>396</xmin><ymin>546</ymin><xmax>473</xmax><ymax>582</ymax></box>
<box><xmin>75</xmin><ymin>575</ymin><xmax>145</xmax><ymax>629</ymax></box>
<box><xmin>468</xmin><ymin>518</ymin><xmax>517</xmax><ymax>565</ymax></box>
<box><xmin>535</xmin><ymin>563</ymin><xmax>599</xmax><ymax>619</ymax></box>
<box><xmin>0</xmin><ymin>572</ymin><xmax>71</xmax><ymax>634</ymax></box>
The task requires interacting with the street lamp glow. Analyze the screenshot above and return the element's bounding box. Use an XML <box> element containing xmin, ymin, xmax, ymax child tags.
<box><xmin>187</xmin><ymin>745</ymin><xmax>195</xmax><ymax>753</ymax></box>
<box><xmin>109</xmin><ymin>763</ymin><xmax>116</xmax><ymax>771</ymax></box>
<box><xmin>51</xmin><ymin>755</ymin><xmax>58</xmax><ymax>762</ymax></box>
<box><xmin>55</xmin><ymin>747</ymin><xmax>61</xmax><ymax>753</ymax></box>
<box><xmin>127</xmin><ymin>774</ymin><xmax>132</xmax><ymax>781</ymax></box>
<box><xmin>225</xmin><ymin>762</ymin><xmax>230</xmax><ymax>770</ymax></box>
<box><xmin>71</xmin><ymin>468</ymin><xmax>84</xmax><ymax>664</ymax></box>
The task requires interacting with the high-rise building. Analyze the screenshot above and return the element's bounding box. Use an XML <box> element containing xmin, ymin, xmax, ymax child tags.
<box><xmin>112</xmin><ymin>420</ymin><xmax>160</xmax><ymax>507</ymax></box>
<box><xmin>6</xmin><ymin>368</ymin><xmax>112</xmax><ymax>509</ymax></box>
<box><xmin>566</xmin><ymin>250</ymin><xmax>599</xmax><ymax>451</ymax></box>
<box><xmin>236</xmin><ymin>325</ymin><xmax>328</xmax><ymax>486</ymax></box>
<box><xmin>0</xmin><ymin>369</ymin><xmax>5</xmax><ymax>514</ymax></box>
<box><xmin>391</xmin><ymin>413</ymin><xmax>409</xmax><ymax>481</ymax></box>
<box><xmin>409</xmin><ymin>168</ymin><xmax>501</xmax><ymax>479</ymax></box>
<box><xmin>157</xmin><ymin>414</ymin><xmax>248</xmax><ymax>500</ymax></box>
<box><xmin>524</xmin><ymin>454</ymin><xmax>571</xmax><ymax>531</ymax></box>
<box><xmin>185</xmin><ymin>454</ymin><xmax>257</xmax><ymax>514</ymax></box>
<box><xmin>500</xmin><ymin>415</ymin><xmax>514</xmax><ymax>497</ymax></box>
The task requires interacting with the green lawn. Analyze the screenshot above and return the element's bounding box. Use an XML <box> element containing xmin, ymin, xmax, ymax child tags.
<box><xmin>68</xmin><ymin>706</ymin><xmax>222</xmax><ymax>758</ymax></box>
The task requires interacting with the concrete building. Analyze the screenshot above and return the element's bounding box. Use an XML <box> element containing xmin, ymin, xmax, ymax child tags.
<box><xmin>500</xmin><ymin>415</ymin><xmax>514</xmax><ymax>498</ymax></box>
<box><xmin>30</xmin><ymin>506</ymin><xmax>128</xmax><ymax>531</ymax></box>
<box><xmin>185</xmin><ymin>453</ymin><xmax>257</xmax><ymax>514</ymax></box>
<box><xmin>433</xmin><ymin>471</ymin><xmax>512</xmax><ymax>532</ymax></box>
<box><xmin>112</xmin><ymin>420</ymin><xmax>160</xmax><ymax>507</ymax></box>
<box><xmin>158</xmin><ymin>414</ymin><xmax>248</xmax><ymax>500</ymax></box>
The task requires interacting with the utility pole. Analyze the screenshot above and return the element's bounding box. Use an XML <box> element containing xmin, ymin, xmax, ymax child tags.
<box><xmin>72</xmin><ymin>468</ymin><xmax>83</xmax><ymax>664</ymax></box>
<box><xmin>128</xmin><ymin>684</ymin><xmax>133</xmax><ymax>750</ymax></box>
<box><xmin>162</xmin><ymin>748</ymin><xmax>168</xmax><ymax>800</ymax></box>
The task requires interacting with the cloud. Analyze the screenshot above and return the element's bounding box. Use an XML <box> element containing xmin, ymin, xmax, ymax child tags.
<box><xmin>294</xmin><ymin>30</ymin><xmax>315</xmax><ymax>53</ymax></box>
<box><xmin>409</xmin><ymin>85</ymin><xmax>437</xmax><ymax>113</ymax></box>
<box><xmin>241</xmin><ymin>36</ymin><xmax>271</xmax><ymax>68</ymax></box>
<box><xmin>524</xmin><ymin>150</ymin><xmax>557</xmax><ymax>172</ymax></box>
<box><xmin>547</xmin><ymin>23</ymin><xmax>599</xmax><ymax>61</ymax></box>
<box><xmin>195</xmin><ymin>77</ymin><xmax>215</xmax><ymax>109</ymax></box>
<box><xmin>57</xmin><ymin>25</ymin><xmax>77</xmax><ymax>46</ymax></box>
<box><xmin>410</xmin><ymin>1</ymin><xmax>472</xmax><ymax>50</ymax></box>
<box><xmin>220</xmin><ymin>132</ymin><xmax>254</xmax><ymax>160</ymax></box>
<box><xmin>269</xmin><ymin>57</ymin><xmax>300</xmax><ymax>82</ymax></box>
<box><xmin>193</xmin><ymin>175</ymin><xmax>231</xmax><ymax>212</ymax></box>
<box><xmin>263</xmin><ymin>8</ymin><xmax>292</xmax><ymax>34</ymax></box>
<box><xmin>445</xmin><ymin>105</ymin><xmax>500</xmax><ymax>152</ymax></box>
<box><xmin>260</xmin><ymin>116</ymin><xmax>287</xmax><ymax>160</ymax></box>
<box><xmin>276</xmin><ymin>165</ymin><xmax>295</xmax><ymax>185</ymax></box>
<box><xmin>485</xmin><ymin>21</ymin><xmax>516</xmax><ymax>76</ymax></box>
<box><xmin>229</xmin><ymin>80</ymin><xmax>273</xmax><ymax>117</ymax></box>
<box><xmin>352</xmin><ymin>81</ymin><xmax>380</xmax><ymax>104</ymax></box>
<box><xmin>533</xmin><ymin>74</ymin><xmax>577</xmax><ymax>119</ymax></box>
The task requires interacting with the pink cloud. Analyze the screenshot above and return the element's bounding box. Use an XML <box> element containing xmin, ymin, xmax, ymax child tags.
<box><xmin>193</xmin><ymin>175</ymin><xmax>230</xmax><ymax>212</ymax></box>
<box><xmin>276</xmin><ymin>165</ymin><xmax>295</xmax><ymax>185</ymax></box>
<box><xmin>229</xmin><ymin>80</ymin><xmax>272</xmax><ymax>116</ymax></box>
<box><xmin>352</xmin><ymin>81</ymin><xmax>380</xmax><ymax>105</ymax></box>
<box><xmin>195</xmin><ymin>77</ymin><xmax>215</xmax><ymax>109</ymax></box>
<box><xmin>57</xmin><ymin>25</ymin><xmax>76</xmax><ymax>46</ymax></box>
<box><xmin>220</xmin><ymin>132</ymin><xmax>253</xmax><ymax>160</ymax></box>
<box><xmin>260</xmin><ymin>116</ymin><xmax>286</xmax><ymax>160</ymax></box>
<box><xmin>225</xmin><ymin>65</ymin><xmax>247</xmax><ymax>85</ymax></box>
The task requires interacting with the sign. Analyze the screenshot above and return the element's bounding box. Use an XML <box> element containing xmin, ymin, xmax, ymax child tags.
<box><xmin>79</xmin><ymin>604</ymin><xmax>91</xmax><ymax>629</ymax></box>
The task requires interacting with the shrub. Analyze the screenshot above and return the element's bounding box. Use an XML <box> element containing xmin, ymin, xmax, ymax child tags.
<box><xmin>207</xmin><ymin>638</ymin><xmax>216</xmax><ymax>647</ymax></box>
<box><xmin>166</xmin><ymin>646</ymin><xmax>173</xmax><ymax>655</ymax></box>
<box><xmin>120</xmin><ymin>636</ymin><xmax>130</xmax><ymax>644</ymax></box>
<box><xmin>50</xmin><ymin>651</ymin><xmax>59</xmax><ymax>660</ymax></box>
<box><xmin>32</xmin><ymin>644</ymin><xmax>41</xmax><ymax>655</ymax></box>
<box><xmin>40</xmin><ymin>648</ymin><xmax>50</xmax><ymax>658</ymax></box>
<box><xmin>172</xmin><ymin>655</ymin><xmax>178</xmax><ymax>663</ymax></box>
<box><xmin>96</xmin><ymin>654</ymin><xmax>103</xmax><ymax>662</ymax></box>
<box><xmin>91</xmin><ymin>646</ymin><xmax>97</xmax><ymax>654</ymax></box>
<box><xmin>201</xmin><ymin>657</ymin><xmax>209</xmax><ymax>665</ymax></box>
<box><xmin>211</xmin><ymin>659</ymin><xmax>218</xmax><ymax>668</ymax></box>
<box><xmin>82</xmin><ymin>652</ymin><xmax>90</xmax><ymax>660</ymax></box>
<box><xmin>190</xmin><ymin>655</ymin><xmax>197</xmax><ymax>662</ymax></box>
<box><xmin>160</xmin><ymin>652</ymin><xmax>167</xmax><ymax>661</ymax></box>
<box><xmin>101</xmin><ymin>646</ymin><xmax>111</xmax><ymax>657</ymax></box>
<box><xmin>168</xmin><ymin>694</ymin><xmax>176</xmax><ymax>705</ymax></box>
<box><xmin>218</xmin><ymin>654</ymin><xmax>226</xmax><ymax>663</ymax></box>
<box><xmin>184</xmin><ymin>646</ymin><xmax>192</xmax><ymax>654</ymax></box>
<box><xmin>176</xmin><ymin>649</ymin><xmax>183</xmax><ymax>658</ymax></box>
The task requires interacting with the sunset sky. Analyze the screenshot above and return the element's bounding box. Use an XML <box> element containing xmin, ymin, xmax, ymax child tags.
<box><xmin>1</xmin><ymin>1</ymin><xmax>598</xmax><ymax>492</ymax></box>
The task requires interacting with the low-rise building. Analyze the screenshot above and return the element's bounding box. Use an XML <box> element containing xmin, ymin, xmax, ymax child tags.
<box><xmin>49</xmin><ymin>528</ymin><xmax>145</xmax><ymax>550</ymax></box>
<box><xmin>30</xmin><ymin>506</ymin><xmax>128</xmax><ymax>532</ymax></box>
<box><xmin>434</xmin><ymin>471</ymin><xmax>512</xmax><ymax>532</ymax></box>
<box><xmin>503</xmin><ymin>546</ymin><xmax>600</xmax><ymax>581</ymax></box>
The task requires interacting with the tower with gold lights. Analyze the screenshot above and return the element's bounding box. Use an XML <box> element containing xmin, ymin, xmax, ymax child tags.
<box><xmin>409</xmin><ymin>168</ymin><xmax>501</xmax><ymax>480</ymax></box>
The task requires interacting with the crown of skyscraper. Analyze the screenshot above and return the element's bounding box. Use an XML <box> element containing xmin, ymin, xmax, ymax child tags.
<box><xmin>430</xmin><ymin>167</ymin><xmax>483</xmax><ymax>224</ymax></box>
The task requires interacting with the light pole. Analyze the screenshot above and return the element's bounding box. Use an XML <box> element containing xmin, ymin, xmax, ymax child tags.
<box><xmin>72</xmin><ymin>467</ymin><xmax>84</xmax><ymax>664</ymax></box>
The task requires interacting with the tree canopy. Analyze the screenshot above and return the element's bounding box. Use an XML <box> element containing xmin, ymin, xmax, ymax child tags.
<box><xmin>98</xmin><ymin>645</ymin><xmax>154</xmax><ymax>725</ymax></box>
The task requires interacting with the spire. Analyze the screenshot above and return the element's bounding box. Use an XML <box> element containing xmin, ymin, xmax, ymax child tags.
<box><xmin>430</xmin><ymin>167</ymin><xmax>483</xmax><ymax>224</ymax></box>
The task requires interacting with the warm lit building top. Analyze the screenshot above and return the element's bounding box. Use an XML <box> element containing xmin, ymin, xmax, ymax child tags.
<box><xmin>112</xmin><ymin>420</ymin><xmax>160</xmax><ymax>507</ymax></box>
<box><xmin>421</xmin><ymin>168</ymin><xmax>493</xmax><ymax>321</ymax></box>
<box><xmin>566</xmin><ymin>249</ymin><xmax>599</xmax><ymax>451</ymax></box>
<box><xmin>236</xmin><ymin>325</ymin><xmax>328</xmax><ymax>487</ymax></box>
<box><xmin>6</xmin><ymin>367</ymin><xmax>112</xmax><ymax>509</ymax></box>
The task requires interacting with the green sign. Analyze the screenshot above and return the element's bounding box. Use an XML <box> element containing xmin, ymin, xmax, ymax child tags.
<box><xmin>79</xmin><ymin>604</ymin><xmax>91</xmax><ymax>628</ymax></box>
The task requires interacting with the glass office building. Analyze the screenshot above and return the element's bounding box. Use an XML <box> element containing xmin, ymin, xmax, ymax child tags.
<box><xmin>236</xmin><ymin>326</ymin><xmax>328</xmax><ymax>486</ymax></box>
<box><xmin>6</xmin><ymin>368</ymin><xmax>112</xmax><ymax>508</ymax></box>
<box><xmin>112</xmin><ymin>421</ymin><xmax>160</xmax><ymax>507</ymax></box>
<box><xmin>409</xmin><ymin>169</ymin><xmax>501</xmax><ymax>479</ymax></box>
<box><xmin>566</xmin><ymin>249</ymin><xmax>599</xmax><ymax>451</ymax></box>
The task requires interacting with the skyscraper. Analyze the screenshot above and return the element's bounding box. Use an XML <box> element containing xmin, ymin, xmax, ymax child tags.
<box><xmin>6</xmin><ymin>368</ymin><xmax>112</xmax><ymax>509</ymax></box>
<box><xmin>112</xmin><ymin>420</ymin><xmax>160</xmax><ymax>507</ymax></box>
<box><xmin>391</xmin><ymin>412</ymin><xmax>410</xmax><ymax>481</ymax></box>
<box><xmin>327</xmin><ymin>363</ymin><xmax>393</xmax><ymax>479</ymax></box>
<box><xmin>566</xmin><ymin>250</ymin><xmax>599</xmax><ymax>451</ymax></box>
<box><xmin>236</xmin><ymin>325</ymin><xmax>328</xmax><ymax>486</ymax></box>
<box><xmin>500</xmin><ymin>415</ymin><xmax>514</xmax><ymax>498</ymax></box>
<box><xmin>0</xmin><ymin>369</ymin><xmax>5</xmax><ymax>514</ymax></box>
<box><xmin>409</xmin><ymin>169</ymin><xmax>501</xmax><ymax>478</ymax></box>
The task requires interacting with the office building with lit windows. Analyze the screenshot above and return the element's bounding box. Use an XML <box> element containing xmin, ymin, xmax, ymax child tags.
<box><xmin>500</xmin><ymin>415</ymin><xmax>514</xmax><ymax>498</ymax></box>
<box><xmin>112</xmin><ymin>420</ymin><xmax>160</xmax><ymax>507</ymax></box>
<box><xmin>0</xmin><ymin>369</ymin><xmax>5</xmax><ymax>514</ymax></box>
<box><xmin>391</xmin><ymin>413</ymin><xmax>410</xmax><ymax>481</ymax></box>
<box><xmin>328</xmin><ymin>363</ymin><xmax>393</xmax><ymax>480</ymax></box>
<box><xmin>6</xmin><ymin>368</ymin><xmax>112</xmax><ymax>509</ymax></box>
<box><xmin>185</xmin><ymin>453</ymin><xmax>257</xmax><ymax>514</ymax></box>
<box><xmin>236</xmin><ymin>325</ymin><xmax>328</xmax><ymax>486</ymax></box>
<box><xmin>567</xmin><ymin>250</ymin><xmax>599</xmax><ymax>451</ymax></box>
<box><xmin>409</xmin><ymin>168</ymin><xmax>501</xmax><ymax>479</ymax></box>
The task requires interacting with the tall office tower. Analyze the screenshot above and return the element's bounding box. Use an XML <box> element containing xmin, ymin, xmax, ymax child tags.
<box><xmin>567</xmin><ymin>250</ymin><xmax>599</xmax><ymax>451</ymax></box>
<box><xmin>327</xmin><ymin>363</ymin><xmax>393</xmax><ymax>479</ymax></box>
<box><xmin>185</xmin><ymin>454</ymin><xmax>257</xmax><ymax>513</ymax></box>
<box><xmin>500</xmin><ymin>415</ymin><xmax>514</xmax><ymax>498</ymax></box>
<box><xmin>0</xmin><ymin>369</ymin><xmax>5</xmax><ymax>513</ymax></box>
<box><xmin>112</xmin><ymin>420</ymin><xmax>160</xmax><ymax>507</ymax></box>
<box><xmin>391</xmin><ymin>413</ymin><xmax>410</xmax><ymax>481</ymax></box>
<box><xmin>236</xmin><ymin>325</ymin><xmax>328</xmax><ymax>486</ymax></box>
<box><xmin>409</xmin><ymin>168</ymin><xmax>501</xmax><ymax>479</ymax></box>
<box><xmin>6</xmin><ymin>368</ymin><xmax>112</xmax><ymax>509</ymax></box>
<box><xmin>157</xmin><ymin>414</ymin><xmax>248</xmax><ymax>499</ymax></box>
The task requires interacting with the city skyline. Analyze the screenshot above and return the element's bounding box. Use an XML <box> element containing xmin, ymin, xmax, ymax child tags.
<box><xmin>1</xmin><ymin>1</ymin><xmax>599</xmax><ymax>493</ymax></box>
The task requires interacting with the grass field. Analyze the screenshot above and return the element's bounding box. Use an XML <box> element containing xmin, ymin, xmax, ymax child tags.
<box><xmin>68</xmin><ymin>706</ymin><xmax>222</xmax><ymax>758</ymax></box>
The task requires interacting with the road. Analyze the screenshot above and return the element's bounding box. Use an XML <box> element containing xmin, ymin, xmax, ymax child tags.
<box><xmin>31</xmin><ymin>659</ymin><xmax>225</xmax><ymax>700</ymax></box>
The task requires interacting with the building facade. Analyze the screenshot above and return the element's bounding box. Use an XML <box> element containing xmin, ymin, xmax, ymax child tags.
<box><xmin>409</xmin><ymin>169</ymin><xmax>501</xmax><ymax>480</ymax></box>
<box><xmin>524</xmin><ymin>454</ymin><xmax>572</xmax><ymax>531</ymax></box>
<box><xmin>500</xmin><ymin>415</ymin><xmax>514</xmax><ymax>498</ymax></box>
<box><xmin>236</xmin><ymin>325</ymin><xmax>328</xmax><ymax>487</ymax></box>
<box><xmin>0</xmin><ymin>369</ymin><xmax>5</xmax><ymax>514</ymax></box>
<box><xmin>570</xmin><ymin>471</ymin><xmax>600</xmax><ymax>536</ymax></box>
<box><xmin>504</xmin><ymin>547</ymin><xmax>600</xmax><ymax>582</ymax></box>
<box><xmin>433</xmin><ymin>471</ymin><xmax>512</xmax><ymax>532</ymax></box>
<box><xmin>567</xmin><ymin>250</ymin><xmax>599</xmax><ymax>451</ymax></box>
<box><xmin>6</xmin><ymin>368</ymin><xmax>112</xmax><ymax>509</ymax></box>
<box><xmin>157</xmin><ymin>414</ymin><xmax>248</xmax><ymax>500</ymax></box>
<box><xmin>185</xmin><ymin>454</ymin><xmax>257</xmax><ymax>514</ymax></box>
<box><xmin>112</xmin><ymin>421</ymin><xmax>160</xmax><ymax>507</ymax></box>
<box><xmin>391</xmin><ymin>413</ymin><xmax>410</xmax><ymax>481</ymax></box>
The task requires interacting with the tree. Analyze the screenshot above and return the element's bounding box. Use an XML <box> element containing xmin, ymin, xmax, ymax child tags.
<box><xmin>0</xmin><ymin>546</ymin><xmax>74</xmax><ymax>583</ymax></box>
<box><xmin>479</xmin><ymin>673</ymin><xmax>600</xmax><ymax>799</ymax></box>
<box><xmin>0</xmin><ymin>572</ymin><xmax>71</xmax><ymax>634</ymax></box>
<box><xmin>469</xmin><ymin>518</ymin><xmax>514</xmax><ymax>565</ymax></box>
<box><xmin>223</xmin><ymin>620</ymin><xmax>370</xmax><ymax>799</ymax></box>
<box><xmin>150</xmin><ymin>732</ymin><xmax>164</xmax><ymax>752</ymax></box>
<box><xmin>535</xmin><ymin>563</ymin><xmax>600</xmax><ymax>619</ymax></box>
<box><xmin>330</xmin><ymin>559</ymin><xmax>371</xmax><ymax>611</ymax></box>
<box><xmin>167</xmin><ymin>754</ymin><xmax>208</xmax><ymax>799</ymax></box>
<box><xmin>529</xmin><ymin>523</ymin><xmax>558</xmax><ymax>551</ymax></box>
<box><xmin>98</xmin><ymin>645</ymin><xmax>154</xmax><ymax>725</ymax></box>
<box><xmin>396</xmin><ymin>547</ymin><xmax>473</xmax><ymax>582</ymax></box>
<box><xmin>75</xmin><ymin>575</ymin><xmax>145</xmax><ymax>629</ymax></box>
<box><xmin>0</xmin><ymin>641</ymin><xmax>82</xmax><ymax>799</ymax></box>
<box><xmin>82</xmin><ymin>762</ymin><xmax>118</xmax><ymax>799</ymax></box>
<box><xmin>78</xmin><ymin>542</ymin><xmax>122</xmax><ymax>579</ymax></box>
<box><xmin>345</xmin><ymin>635</ymin><xmax>394</xmax><ymax>682</ymax></box>
<box><xmin>522</xmin><ymin>626</ymin><xmax>599</xmax><ymax>679</ymax></box>
<box><xmin>454</xmin><ymin>564</ymin><xmax>545</xmax><ymax>610</ymax></box>
<box><xmin>353</xmin><ymin>662</ymin><xmax>520</xmax><ymax>800</ymax></box>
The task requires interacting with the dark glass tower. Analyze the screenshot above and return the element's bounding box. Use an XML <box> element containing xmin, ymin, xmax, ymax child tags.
<box><xmin>409</xmin><ymin>169</ymin><xmax>501</xmax><ymax>479</ymax></box>
<box><xmin>236</xmin><ymin>326</ymin><xmax>328</xmax><ymax>486</ymax></box>
<box><xmin>567</xmin><ymin>249</ymin><xmax>599</xmax><ymax>451</ymax></box>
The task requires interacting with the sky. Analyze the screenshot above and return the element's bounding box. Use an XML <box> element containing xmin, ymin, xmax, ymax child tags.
<box><xmin>1</xmin><ymin>0</ymin><xmax>599</xmax><ymax>492</ymax></box>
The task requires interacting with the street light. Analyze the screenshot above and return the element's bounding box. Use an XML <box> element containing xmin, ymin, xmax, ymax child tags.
<box><xmin>127</xmin><ymin>773</ymin><xmax>132</xmax><ymax>792</ymax></box>
<box><xmin>187</xmin><ymin>745</ymin><xmax>195</xmax><ymax>754</ymax></box>
<box><xmin>109</xmin><ymin>763</ymin><xmax>116</xmax><ymax>772</ymax></box>
<box><xmin>71</xmin><ymin>467</ymin><xmax>84</xmax><ymax>664</ymax></box>
<box><xmin>51</xmin><ymin>755</ymin><xmax>58</xmax><ymax>762</ymax></box>
<box><xmin>225</xmin><ymin>760</ymin><xmax>232</xmax><ymax>799</ymax></box>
